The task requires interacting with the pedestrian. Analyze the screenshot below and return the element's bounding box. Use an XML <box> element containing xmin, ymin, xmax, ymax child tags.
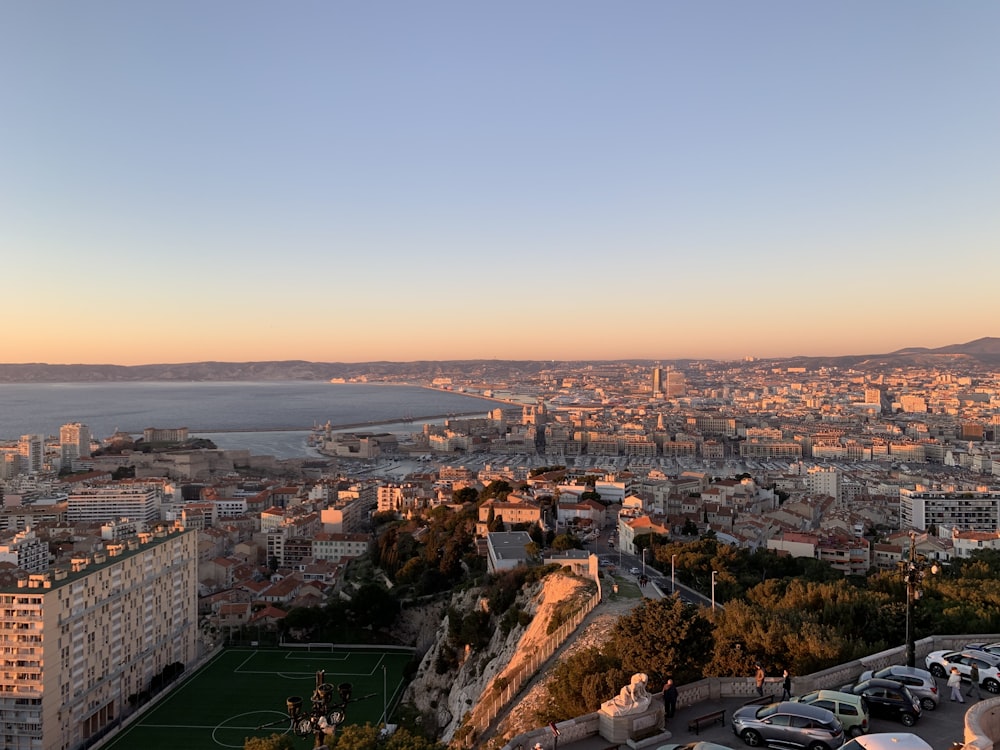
<box><xmin>755</xmin><ymin>664</ymin><xmax>765</xmax><ymax>697</ymax></box>
<box><xmin>948</xmin><ymin>667</ymin><xmax>965</xmax><ymax>703</ymax></box>
<box><xmin>663</xmin><ymin>678</ymin><xmax>678</xmax><ymax>719</ymax></box>
<box><xmin>781</xmin><ymin>669</ymin><xmax>792</xmax><ymax>701</ymax></box>
<box><xmin>967</xmin><ymin>663</ymin><xmax>982</xmax><ymax>700</ymax></box>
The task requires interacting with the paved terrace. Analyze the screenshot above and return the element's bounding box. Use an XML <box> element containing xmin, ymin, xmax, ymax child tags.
<box><xmin>503</xmin><ymin>635</ymin><xmax>1000</xmax><ymax>750</ymax></box>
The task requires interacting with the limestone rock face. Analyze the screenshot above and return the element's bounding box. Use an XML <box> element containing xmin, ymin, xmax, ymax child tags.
<box><xmin>402</xmin><ymin>570</ymin><xmax>595</xmax><ymax>744</ymax></box>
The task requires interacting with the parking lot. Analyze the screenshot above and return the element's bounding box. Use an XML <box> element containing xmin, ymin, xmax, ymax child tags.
<box><xmin>554</xmin><ymin>690</ymin><xmax>977</xmax><ymax>750</ymax></box>
<box><xmin>661</xmin><ymin>691</ymin><xmax>973</xmax><ymax>750</ymax></box>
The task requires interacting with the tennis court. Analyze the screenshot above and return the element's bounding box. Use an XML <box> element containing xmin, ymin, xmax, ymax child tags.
<box><xmin>101</xmin><ymin>645</ymin><xmax>414</xmax><ymax>749</ymax></box>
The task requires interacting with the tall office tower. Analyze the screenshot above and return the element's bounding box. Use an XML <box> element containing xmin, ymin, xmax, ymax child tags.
<box><xmin>0</xmin><ymin>527</ymin><xmax>198</xmax><ymax>750</ymax></box>
<box><xmin>652</xmin><ymin>367</ymin><xmax>663</xmax><ymax>395</ymax></box>
<box><xmin>17</xmin><ymin>434</ymin><xmax>44</xmax><ymax>474</ymax></box>
<box><xmin>665</xmin><ymin>370</ymin><xmax>687</xmax><ymax>398</ymax></box>
<box><xmin>59</xmin><ymin>422</ymin><xmax>92</xmax><ymax>464</ymax></box>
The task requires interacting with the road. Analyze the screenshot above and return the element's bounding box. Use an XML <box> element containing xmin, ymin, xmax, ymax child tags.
<box><xmin>587</xmin><ymin>533</ymin><xmax>717</xmax><ymax>609</ymax></box>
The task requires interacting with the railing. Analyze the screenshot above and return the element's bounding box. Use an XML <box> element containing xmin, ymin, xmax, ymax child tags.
<box><xmin>468</xmin><ymin>575</ymin><xmax>603</xmax><ymax>738</ymax></box>
<box><xmin>502</xmin><ymin>632</ymin><xmax>1000</xmax><ymax>750</ymax></box>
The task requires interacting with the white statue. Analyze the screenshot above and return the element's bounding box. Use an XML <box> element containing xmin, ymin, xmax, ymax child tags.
<box><xmin>600</xmin><ymin>673</ymin><xmax>652</xmax><ymax>716</ymax></box>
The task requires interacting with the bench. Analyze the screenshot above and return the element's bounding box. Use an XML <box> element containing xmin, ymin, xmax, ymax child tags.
<box><xmin>688</xmin><ymin>709</ymin><xmax>725</xmax><ymax>734</ymax></box>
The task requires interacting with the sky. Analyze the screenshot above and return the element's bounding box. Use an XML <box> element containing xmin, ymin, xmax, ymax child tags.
<box><xmin>2</xmin><ymin>2</ymin><xmax>998</xmax><ymax>365</ymax></box>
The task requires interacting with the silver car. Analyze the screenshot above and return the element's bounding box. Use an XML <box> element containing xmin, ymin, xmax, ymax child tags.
<box><xmin>856</xmin><ymin>665</ymin><xmax>939</xmax><ymax>710</ymax></box>
<box><xmin>731</xmin><ymin>701</ymin><xmax>844</xmax><ymax>750</ymax></box>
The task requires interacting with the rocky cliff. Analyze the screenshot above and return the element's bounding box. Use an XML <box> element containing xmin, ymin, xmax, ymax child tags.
<box><xmin>401</xmin><ymin>569</ymin><xmax>596</xmax><ymax>746</ymax></box>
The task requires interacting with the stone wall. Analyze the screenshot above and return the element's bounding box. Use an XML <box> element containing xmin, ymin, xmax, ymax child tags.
<box><xmin>502</xmin><ymin>633</ymin><xmax>1000</xmax><ymax>750</ymax></box>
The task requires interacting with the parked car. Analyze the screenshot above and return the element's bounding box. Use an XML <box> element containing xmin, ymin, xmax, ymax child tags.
<box><xmin>791</xmin><ymin>690</ymin><xmax>869</xmax><ymax>737</ymax></box>
<box><xmin>731</xmin><ymin>701</ymin><xmax>845</xmax><ymax>750</ymax></box>
<box><xmin>837</xmin><ymin>733</ymin><xmax>932</xmax><ymax>750</ymax></box>
<box><xmin>924</xmin><ymin>649</ymin><xmax>1000</xmax><ymax>693</ymax></box>
<box><xmin>630</xmin><ymin>567</ymin><xmax>641</xmax><ymax>574</ymax></box>
<box><xmin>965</xmin><ymin>641</ymin><xmax>1000</xmax><ymax>657</ymax></box>
<box><xmin>853</xmin><ymin>665</ymin><xmax>939</xmax><ymax>710</ymax></box>
<box><xmin>841</xmin><ymin>679</ymin><xmax>921</xmax><ymax>727</ymax></box>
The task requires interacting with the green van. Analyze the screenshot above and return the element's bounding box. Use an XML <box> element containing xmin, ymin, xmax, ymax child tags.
<box><xmin>793</xmin><ymin>690</ymin><xmax>870</xmax><ymax>738</ymax></box>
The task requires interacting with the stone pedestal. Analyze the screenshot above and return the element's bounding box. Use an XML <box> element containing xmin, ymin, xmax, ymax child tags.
<box><xmin>598</xmin><ymin>704</ymin><xmax>665</xmax><ymax>744</ymax></box>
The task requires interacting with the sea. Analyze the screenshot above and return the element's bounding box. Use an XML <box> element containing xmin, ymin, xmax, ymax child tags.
<box><xmin>0</xmin><ymin>382</ymin><xmax>497</xmax><ymax>459</ymax></box>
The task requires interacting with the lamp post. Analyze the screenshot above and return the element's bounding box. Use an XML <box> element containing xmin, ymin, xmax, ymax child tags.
<box><xmin>642</xmin><ymin>547</ymin><xmax>648</xmax><ymax>577</ymax></box>
<box><xmin>902</xmin><ymin>531</ymin><xmax>939</xmax><ymax>668</ymax></box>
<box><xmin>711</xmin><ymin>570</ymin><xmax>718</xmax><ymax>612</ymax></box>
<box><xmin>382</xmin><ymin>664</ymin><xmax>387</xmax><ymax>726</ymax></box>
<box><xmin>671</xmin><ymin>554</ymin><xmax>677</xmax><ymax>595</ymax></box>
<box><xmin>257</xmin><ymin>670</ymin><xmax>375</xmax><ymax>748</ymax></box>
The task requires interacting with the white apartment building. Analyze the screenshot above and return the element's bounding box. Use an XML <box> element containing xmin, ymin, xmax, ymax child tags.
<box><xmin>67</xmin><ymin>485</ymin><xmax>161</xmax><ymax>524</ymax></box>
<box><xmin>59</xmin><ymin>423</ymin><xmax>92</xmax><ymax>466</ymax></box>
<box><xmin>899</xmin><ymin>489</ymin><xmax>1000</xmax><ymax>532</ymax></box>
<box><xmin>18</xmin><ymin>435</ymin><xmax>44</xmax><ymax>474</ymax></box>
<box><xmin>950</xmin><ymin>528</ymin><xmax>1000</xmax><ymax>558</ymax></box>
<box><xmin>312</xmin><ymin>532</ymin><xmax>370</xmax><ymax>562</ymax></box>
<box><xmin>0</xmin><ymin>529</ymin><xmax>50</xmax><ymax>573</ymax></box>
<box><xmin>805</xmin><ymin>466</ymin><xmax>840</xmax><ymax>501</ymax></box>
<box><xmin>0</xmin><ymin>527</ymin><xmax>197</xmax><ymax>750</ymax></box>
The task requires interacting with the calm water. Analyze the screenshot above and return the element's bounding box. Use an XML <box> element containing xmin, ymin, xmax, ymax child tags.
<box><xmin>0</xmin><ymin>382</ymin><xmax>494</xmax><ymax>458</ymax></box>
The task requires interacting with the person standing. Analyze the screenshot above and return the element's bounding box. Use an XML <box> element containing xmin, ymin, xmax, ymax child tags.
<box><xmin>781</xmin><ymin>669</ymin><xmax>792</xmax><ymax>701</ymax></box>
<box><xmin>967</xmin><ymin>663</ymin><xmax>982</xmax><ymax>700</ymax></box>
<box><xmin>663</xmin><ymin>678</ymin><xmax>678</xmax><ymax>719</ymax></box>
<box><xmin>755</xmin><ymin>664</ymin><xmax>765</xmax><ymax>697</ymax></box>
<box><xmin>948</xmin><ymin>667</ymin><xmax>965</xmax><ymax>703</ymax></box>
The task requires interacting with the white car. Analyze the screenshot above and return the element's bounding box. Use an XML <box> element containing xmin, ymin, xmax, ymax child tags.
<box><xmin>924</xmin><ymin>649</ymin><xmax>1000</xmax><ymax>693</ymax></box>
<box><xmin>630</xmin><ymin>567</ymin><xmax>641</xmax><ymax>575</ymax></box>
<box><xmin>838</xmin><ymin>733</ymin><xmax>932</xmax><ymax>750</ymax></box>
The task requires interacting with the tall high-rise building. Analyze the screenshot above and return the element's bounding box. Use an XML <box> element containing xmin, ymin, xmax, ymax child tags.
<box><xmin>17</xmin><ymin>434</ymin><xmax>44</xmax><ymax>474</ymax></box>
<box><xmin>665</xmin><ymin>370</ymin><xmax>687</xmax><ymax>398</ymax></box>
<box><xmin>864</xmin><ymin>388</ymin><xmax>884</xmax><ymax>414</ymax></box>
<box><xmin>0</xmin><ymin>527</ymin><xmax>198</xmax><ymax>750</ymax></box>
<box><xmin>59</xmin><ymin>422</ymin><xmax>92</xmax><ymax>465</ymax></box>
<box><xmin>652</xmin><ymin>367</ymin><xmax>663</xmax><ymax>395</ymax></box>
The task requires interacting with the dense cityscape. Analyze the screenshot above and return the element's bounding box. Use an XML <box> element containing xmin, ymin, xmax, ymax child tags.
<box><xmin>1</xmin><ymin>344</ymin><xmax>1000</xmax><ymax>749</ymax></box>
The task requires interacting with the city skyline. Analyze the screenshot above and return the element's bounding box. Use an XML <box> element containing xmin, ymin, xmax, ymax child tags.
<box><xmin>4</xmin><ymin>2</ymin><xmax>999</xmax><ymax>366</ymax></box>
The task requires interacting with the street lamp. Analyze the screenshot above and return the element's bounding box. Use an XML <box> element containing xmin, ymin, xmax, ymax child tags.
<box><xmin>711</xmin><ymin>570</ymin><xmax>718</xmax><ymax>612</ymax></box>
<box><xmin>902</xmin><ymin>531</ymin><xmax>939</xmax><ymax>668</ymax></box>
<box><xmin>671</xmin><ymin>554</ymin><xmax>677</xmax><ymax>594</ymax></box>
<box><xmin>642</xmin><ymin>547</ymin><xmax>648</xmax><ymax>577</ymax></box>
<box><xmin>257</xmin><ymin>670</ymin><xmax>375</xmax><ymax>748</ymax></box>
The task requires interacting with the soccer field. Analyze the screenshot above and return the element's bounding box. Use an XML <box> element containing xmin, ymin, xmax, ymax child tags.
<box><xmin>101</xmin><ymin>646</ymin><xmax>414</xmax><ymax>750</ymax></box>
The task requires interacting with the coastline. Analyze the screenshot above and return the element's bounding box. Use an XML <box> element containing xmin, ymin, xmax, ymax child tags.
<box><xmin>191</xmin><ymin>410</ymin><xmax>488</xmax><ymax>434</ymax></box>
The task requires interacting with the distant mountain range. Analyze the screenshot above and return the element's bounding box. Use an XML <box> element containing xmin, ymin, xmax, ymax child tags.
<box><xmin>0</xmin><ymin>338</ymin><xmax>996</xmax><ymax>383</ymax></box>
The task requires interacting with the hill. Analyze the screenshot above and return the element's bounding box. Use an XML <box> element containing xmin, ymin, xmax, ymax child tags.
<box><xmin>0</xmin><ymin>338</ymin><xmax>996</xmax><ymax>382</ymax></box>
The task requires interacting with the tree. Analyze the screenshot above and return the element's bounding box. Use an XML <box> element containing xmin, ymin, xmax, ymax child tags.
<box><xmin>480</xmin><ymin>480</ymin><xmax>512</xmax><ymax>501</ymax></box>
<box><xmin>384</xmin><ymin>727</ymin><xmax>447</xmax><ymax>750</ymax></box>
<box><xmin>326</xmin><ymin>722</ymin><xmax>380</xmax><ymax>749</ymax></box>
<box><xmin>452</xmin><ymin>486</ymin><xmax>478</xmax><ymax>505</ymax></box>
<box><xmin>349</xmin><ymin>583</ymin><xmax>398</xmax><ymax>631</ymax></box>
<box><xmin>551</xmin><ymin>533</ymin><xmax>582</xmax><ymax>552</ymax></box>
<box><xmin>536</xmin><ymin>647</ymin><xmax>626</xmax><ymax>723</ymax></box>
<box><xmin>244</xmin><ymin>733</ymin><xmax>295</xmax><ymax>750</ymax></box>
<box><xmin>608</xmin><ymin>597</ymin><xmax>714</xmax><ymax>686</ymax></box>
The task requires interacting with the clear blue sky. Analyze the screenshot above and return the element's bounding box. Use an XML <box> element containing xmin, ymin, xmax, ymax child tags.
<box><xmin>3</xmin><ymin>2</ymin><xmax>998</xmax><ymax>364</ymax></box>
